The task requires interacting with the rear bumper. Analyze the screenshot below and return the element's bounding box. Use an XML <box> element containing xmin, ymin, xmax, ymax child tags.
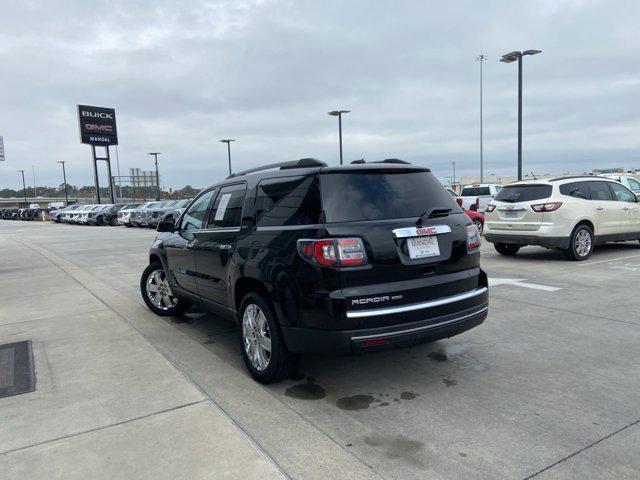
<box><xmin>281</xmin><ymin>291</ymin><xmax>488</xmax><ymax>355</ymax></box>
<box><xmin>484</xmin><ymin>233</ymin><xmax>570</xmax><ymax>249</ymax></box>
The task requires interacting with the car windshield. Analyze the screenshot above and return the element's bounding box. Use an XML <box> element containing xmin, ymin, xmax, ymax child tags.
<box><xmin>494</xmin><ymin>185</ymin><xmax>553</xmax><ymax>203</ymax></box>
<box><xmin>321</xmin><ymin>171</ymin><xmax>459</xmax><ymax>223</ymax></box>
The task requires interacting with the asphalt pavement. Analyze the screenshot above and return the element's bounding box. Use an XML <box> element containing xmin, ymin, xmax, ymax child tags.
<box><xmin>1</xmin><ymin>221</ymin><xmax>639</xmax><ymax>479</ymax></box>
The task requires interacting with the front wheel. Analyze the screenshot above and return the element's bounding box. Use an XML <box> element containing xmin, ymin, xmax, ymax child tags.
<box><xmin>494</xmin><ymin>243</ymin><xmax>520</xmax><ymax>256</ymax></box>
<box><xmin>564</xmin><ymin>225</ymin><xmax>594</xmax><ymax>261</ymax></box>
<box><xmin>140</xmin><ymin>261</ymin><xmax>190</xmax><ymax>316</ymax></box>
<box><xmin>238</xmin><ymin>292</ymin><xmax>300</xmax><ymax>384</ymax></box>
<box><xmin>109</xmin><ymin>216</ymin><xmax>118</xmax><ymax>226</ymax></box>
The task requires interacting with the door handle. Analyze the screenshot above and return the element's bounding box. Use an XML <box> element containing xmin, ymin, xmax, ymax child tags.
<box><xmin>219</xmin><ymin>244</ymin><xmax>233</xmax><ymax>251</ymax></box>
<box><xmin>595</xmin><ymin>207</ymin><xmax>604</xmax><ymax>211</ymax></box>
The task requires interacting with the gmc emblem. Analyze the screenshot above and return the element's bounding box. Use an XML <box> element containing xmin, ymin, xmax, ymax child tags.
<box><xmin>416</xmin><ymin>227</ymin><xmax>437</xmax><ymax>235</ymax></box>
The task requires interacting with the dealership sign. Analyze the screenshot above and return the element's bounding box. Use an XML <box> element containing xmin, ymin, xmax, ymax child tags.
<box><xmin>0</xmin><ymin>136</ymin><xmax>4</xmax><ymax>161</ymax></box>
<box><xmin>77</xmin><ymin>105</ymin><xmax>118</xmax><ymax>146</ymax></box>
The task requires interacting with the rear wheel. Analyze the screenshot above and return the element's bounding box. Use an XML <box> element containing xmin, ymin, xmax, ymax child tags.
<box><xmin>494</xmin><ymin>243</ymin><xmax>520</xmax><ymax>256</ymax></box>
<box><xmin>109</xmin><ymin>216</ymin><xmax>118</xmax><ymax>226</ymax></box>
<box><xmin>564</xmin><ymin>225</ymin><xmax>593</xmax><ymax>261</ymax></box>
<box><xmin>96</xmin><ymin>216</ymin><xmax>105</xmax><ymax>226</ymax></box>
<box><xmin>473</xmin><ymin>219</ymin><xmax>483</xmax><ymax>235</ymax></box>
<box><xmin>238</xmin><ymin>292</ymin><xmax>300</xmax><ymax>384</ymax></box>
<box><xmin>140</xmin><ymin>261</ymin><xmax>190</xmax><ymax>316</ymax></box>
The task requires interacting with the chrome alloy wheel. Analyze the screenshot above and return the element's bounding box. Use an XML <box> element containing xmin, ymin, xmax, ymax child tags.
<box><xmin>145</xmin><ymin>269</ymin><xmax>178</xmax><ymax>311</ymax></box>
<box><xmin>242</xmin><ymin>304</ymin><xmax>272</xmax><ymax>371</ymax></box>
<box><xmin>575</xmin><ymin>229</ymin><xmax>592</xmax><ymax>257</ymax></box>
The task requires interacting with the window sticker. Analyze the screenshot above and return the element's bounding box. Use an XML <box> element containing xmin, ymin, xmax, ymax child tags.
<box><xmin>214</xmin><ymin>193</ymin><xmax>232</xmax><ymax>221</ymax></box>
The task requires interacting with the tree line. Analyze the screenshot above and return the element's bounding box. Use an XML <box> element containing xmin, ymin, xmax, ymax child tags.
<box><xmin>0</xmin><ymin>184</ymin><xmax>201</xmax><ymax>200</ymax></box>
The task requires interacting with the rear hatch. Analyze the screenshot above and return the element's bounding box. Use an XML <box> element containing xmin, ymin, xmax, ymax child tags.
<box><xmin>488</xmin><ymin>184</ymin><xmax>553</xmax><ymax>231</ymax></box>
<box><xmin>320</xmin><ymin>168</ymin><xmax>484</xmax><ymax>328</ymax></box>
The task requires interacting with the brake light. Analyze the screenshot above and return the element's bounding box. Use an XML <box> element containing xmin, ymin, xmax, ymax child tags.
<box><xmin>297</xmin><ymin>238</ymin><xmax>368</xmax><ymax>267</ymax></box>
<box><xmin>531</xmin><ymin>202</ymin><xmax>562</xmax><ymax>212</ymax></box>
<box><xmin>456</xmin><ymin>198</ymin><xmax>463</xmax><ymax>207</ymax></box>
<box><xmin>485</xmin><ymin>204</ymin><xmax>496</xmax><ymax>212</ymax></box>
<box><xmin>467</xmin><ymin>224</ymin><xmax>480</xmax><ymax>250</ymax></box>
<box><xmin>475</xmin><ymin>197</ymin><xmax>480</xmax><ymax>209</ymax></box>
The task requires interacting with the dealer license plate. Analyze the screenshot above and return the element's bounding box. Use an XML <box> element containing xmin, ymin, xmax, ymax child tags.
<box><xmin>504</xmin><ymin>210</ymin><xmax>520</xmax><ymax>218</ymax></box>
<box><xmin>407</xmin><ymin>236</ymin><xmax>440</xmax><ymax>259</ymax></box>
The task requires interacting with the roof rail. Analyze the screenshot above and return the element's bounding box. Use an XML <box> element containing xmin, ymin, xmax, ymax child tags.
<box><xmin>349</xmin><ymin>159</ymin><xmax>411</xmax><ymax>165</ymax></box>
<box><xmin>227</xmin><ymin>158</ymin><xmax>327</xmax><ymax>178</ymax></box>
<box><xmin>548</xmin><ymin>175</ymin><xmax>598</xmax><ymax>182</ymax></box>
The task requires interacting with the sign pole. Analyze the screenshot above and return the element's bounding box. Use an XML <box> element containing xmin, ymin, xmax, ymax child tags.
<box><xmin>105</xmin><ymin>146</ymin><xmax>116</xmax><ymax>204</ymax></box>
<box><xmin>91</xmin><ymin>144</ymin><xmax>101</xmax><ymax>204</ymax></box>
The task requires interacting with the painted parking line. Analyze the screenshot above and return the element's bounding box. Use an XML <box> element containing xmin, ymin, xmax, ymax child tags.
<box><xmin>576</xmin><ymin>253</ymin><xmax>640</xmax><ymax>267</ymax></box>
<box><xmin>488</xmin><ymin>277</ymin><xmax>562</xmax><ymax>292</ymax></box>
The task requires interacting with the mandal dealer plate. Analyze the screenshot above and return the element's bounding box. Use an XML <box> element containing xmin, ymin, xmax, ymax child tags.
<box><xmin>407</xmin><ymin>236</ymin><xmax>440</xmax><ymax>259</ymax></box>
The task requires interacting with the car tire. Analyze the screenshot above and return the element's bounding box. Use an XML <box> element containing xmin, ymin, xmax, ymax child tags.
<box><xmin>96</xmin><ymin>216</ymin><xmax>105</xmax><ymax>226</ymax></box>
<box><xmin>140</xmin><ymin>261</ymin><xmax>190</xmax><ymax>316</ymax></box>
<box><xmin>238</xmin><ymin>292</ymin><xmax>300</xmax><ymax>384</ymax></box>
<box><xmin>494</xmin><ymin>243</ymin><xmax>520</xmax><ymax>256</ymax></box>
<box><xmin>109</xmin><ymin>216</ymin><xmax>118</xmax><ymax>226</ymax></box>
<box><xmin>473</xmin><ymin>219</ymin><xmax>483</xmax><ymax>235</ymax></box>
<box><xmin>563</xmin><ymin>224</ymin><xmax>594</xmax><ymax>261</ymax></box>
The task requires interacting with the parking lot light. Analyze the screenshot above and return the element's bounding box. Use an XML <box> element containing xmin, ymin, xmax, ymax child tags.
<box><xmin>220</xmin><ymin>139</ymin><xmax>235</xmax><ymax>175</ymax></box>
<box><xmin>17</xmin><ymin>169</ymin><xmax>27</xmax><ymax>208</ymax></box>
<box><xmin>328</xmin><ymin>110</ymin><xmax>350</xmax><ymax>165</ymax></box>
<box><xmin>500</xmin><ymin>49</ymin><xmax>542</xmax><ymax>181</ymax></box>
<box><xmin>147</xmin><ymin>152</ymin><xmax>162</xmax><ymax>201</ymax></box>
<box><xmin>57</xmin><ymin>161</ymin><xmax>69</xmax><ymax>206</ymax></box>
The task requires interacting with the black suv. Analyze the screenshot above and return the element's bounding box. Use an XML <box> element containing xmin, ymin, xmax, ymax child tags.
<box><xmin>140</xmin><ymin>159</ymin><xmax>488</xmax><ymax>383</ymax></box>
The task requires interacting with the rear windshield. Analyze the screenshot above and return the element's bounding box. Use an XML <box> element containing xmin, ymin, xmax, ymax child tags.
<box><xmin>494</xmin><ymin>185</ymin><xmax>552</xmax><ymax>203</ymax></box>
<box><xmin>461</xmin><ymin>186</ymin><xmax>491</xmax><ymax>196</ymax></box>
<box><xmin>321</xmin><ymin>171</ymin><xmax>458</xmax><ymax>223</ymax></box>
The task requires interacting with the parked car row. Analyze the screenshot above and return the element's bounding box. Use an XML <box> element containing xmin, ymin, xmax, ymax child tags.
<box><xmin>45</xmin><ymin>199</ymin><xmax>193</xmax><ymax>228</ymax></box>
<box><xmin>0</xmin><ymin>207</ymin><xmax>47</xmax><ymax>221</ymax></box>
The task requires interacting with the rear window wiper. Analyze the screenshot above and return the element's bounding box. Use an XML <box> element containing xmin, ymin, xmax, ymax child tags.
<box><xmin>416</xmin><ymin>207</ymin><xmax>452</xmax><ymax>226</ymax></box>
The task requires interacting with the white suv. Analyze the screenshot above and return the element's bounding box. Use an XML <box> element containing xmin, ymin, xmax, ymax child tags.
<box><xmin>484</xmin><ymin>177</ymin><xmax>640</xmax><ymax>260</ymax></box>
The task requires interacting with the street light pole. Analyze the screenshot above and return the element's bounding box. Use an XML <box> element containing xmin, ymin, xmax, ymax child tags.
<box><xmin>452</xmin><ymin>161</ymin><xmax>456</xmax><ymax>190</ymax></box>
<box><xmin>476</xmin><ymin>54</ymin><xmax>486</xmax><ymax>182</ymax></box>
<box><xmin>147</xmin><ymin>152</ymin><xmax>162</xmax><ymax>201</ymax></box>
<box><xmin>500</xmin><ymin>49</ymin><xmax>541</xmax><ymax>181</ymax></box>
<box><xmin>17</xmin><ymin>170</ymin><xmax>27</xmax><ymax>208</ymax></box>
<box><xmin>328</xmin><ymin>110</ymin><xmax>350</xmax><ymax>165</ymax></box>
<box><xmin>57</xmin><ymin>161</ymin><xmax>69</xmax><ymax>206</ymax></box>
<box><xmin>31</xmin><ymin>165</ymin><xmax>37</xmax><ymax>197</ymax></box>
<box><xmin>220</xmin><ymin>139</ymin><xmax>235</xmax><ymax>175</ymax></box>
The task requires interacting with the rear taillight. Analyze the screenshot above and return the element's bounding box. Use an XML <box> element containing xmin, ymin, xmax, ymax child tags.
<box><xmin>297</xmin><ymin>238</ymin><xmax>368</xmax><ymax>267</ymax></box>
<box><xmin>456</xmin><ymin>198</ymin><xmax>463</xmax><ymax>207</ymax></box>
<box><xmin>467</xmin><ymin>224</ymin><xmax>480</xmax><ymax>251</ymax></box>
<box><xmin>531</xmin><ymin>202</ymin><xmax>562</xmax><ymax>212</ymax></box>
<box><xmin>485</xmin><ymin>204</ymin><xmax>496</xmax><ymax>212</ymax></box>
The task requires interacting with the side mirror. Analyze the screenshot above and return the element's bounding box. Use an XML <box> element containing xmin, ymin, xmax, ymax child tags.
<box><xmin>157</xmin><ymin>218</ymin><xmax>175</xmax><ymax>232</ymax></box>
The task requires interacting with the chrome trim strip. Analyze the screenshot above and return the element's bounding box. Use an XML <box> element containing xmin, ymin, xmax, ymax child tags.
<box><xmin>196</xmin><ymin>227</ymin><xmax>241</xmax><ymax>234</ymax></box>
<box><xmin>350</xmin><ymin>306</ymin><xmax>488</xmax><ymax>341</ymax></box>
<box><xmin>392</xmin><ymin>225</ymin><xmax>452</xmax><ymax>238</ymax></box>
<box><xmin>346</xmin><ymin>287</ymin><xmax>488</xmax><ymax>319</ymax></box>
<box><xmin>256</xmin><ymin>224</ymin><xmax>323</xmax><ymax>232</ymax></box>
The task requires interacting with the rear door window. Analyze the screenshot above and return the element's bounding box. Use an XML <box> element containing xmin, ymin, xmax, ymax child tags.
<box><xmin>560</xmin><ymin>182</ymin><xmax>590</xmax><ymax>200</ymax></box>
<box><xmin>321</xmin><ymin>171</ymin><xmax>458</xmax><ymax>223</ymax></box>
<box><xmin>461</xmin><ymin>186</ymin><xmax>491</xmax><ymax>196</ymax></box>
<box><xmin>588</xmin><ymin>182</ymin><xmax>615</xmax><ymax>201</ymax></box>
<box><xmin>493</xmin><ymin>185</ymin><xmax>552</xmax><ymax>203</ymax></box>
<box><xmin>255</xmin><ymin>176</ymin><xmax>321</xmax><ymax>227</ymax></box>
<box><xmin>207</xmin><ymin>184</ymin><xmax>246</xmax><ymax>228</ymax></box>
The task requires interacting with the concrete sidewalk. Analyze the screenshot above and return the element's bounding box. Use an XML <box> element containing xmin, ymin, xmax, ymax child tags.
<box><xmin>0</xmin><ymin>233</ymin><xmax>286</xmax><ymax>480</ymax></box>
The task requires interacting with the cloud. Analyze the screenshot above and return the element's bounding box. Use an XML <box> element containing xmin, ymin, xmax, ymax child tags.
<box><xmin>0</xmin><ymin>0</ymin><xmax>639</xmax><ymax>191</ymax></box>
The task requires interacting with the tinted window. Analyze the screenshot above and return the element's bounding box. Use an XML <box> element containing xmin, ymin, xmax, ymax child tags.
<box><xmin>494</xmin><ymin>185</ymin><xmax>552</xmax><ymax>203</ymax></box>
<box><xmin>461</xmin><ymin>186</ymin><xmax>491</xmax><ymax>196</ymax></box>
<box><xmin>207</xmin><ymin>184</ymin><xmax>246</xmax><ymax>228</ymax></box>
<box><xmin>181</xmin><ymin>189</ymin><xmax>216</xmax><ymax>230</ymax></box>
<box><xmin>609</xmin><ymin>182</ymin><xmax>636</xmax><ymax>203</ymax></box>
<box><xmin>256</xmin><ymin>176</ymin><xmax>321</xmax><ymax>227</ymax></box>
<box><xmin>627</xmin><ymin>178</ymin><xmax>640</xmax><ymax>193</ymax></box>
<box><xmin>560</xmin><ymin>182</ymin><xmax>590</xmax><ymax>200</ymax></box>
<box><xmin>321</xmin><ymin>171</ymin><xmax>458</xmax><ymax>223</ymax></box>
<box><xmin>588</xmin><ymin>182</ymin><xmax>614</xmax><ymax>201</ymax></box>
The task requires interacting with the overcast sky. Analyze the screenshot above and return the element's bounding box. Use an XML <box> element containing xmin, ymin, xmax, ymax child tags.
<box><xmin>1</xmin><ymin>0</ymin><xmax>639</xmax><ymax>190</ymax></box>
